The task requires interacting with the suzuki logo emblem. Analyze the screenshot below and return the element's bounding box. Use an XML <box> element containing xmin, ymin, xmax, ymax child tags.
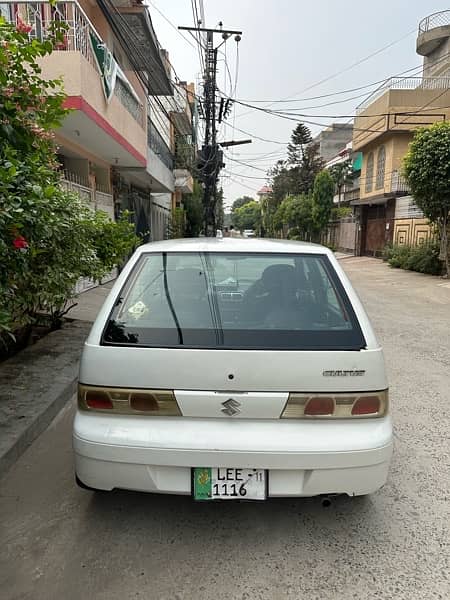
<box><xmin>221</xmin><ymin>398</ymin><xmax>241</xmax><ymax>416</ymax></box>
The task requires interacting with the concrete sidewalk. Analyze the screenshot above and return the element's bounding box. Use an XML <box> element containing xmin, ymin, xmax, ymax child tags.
<box><xmin>0</xmin><ymin>282</ymin><xmax>114</xmax><ymax>478</ymax></box>
<box><xmin>67</xmin><ymin>281</ymin><xmax>114</xmax><ymax>322</ymax></box>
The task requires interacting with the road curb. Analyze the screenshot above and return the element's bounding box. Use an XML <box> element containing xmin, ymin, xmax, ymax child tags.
<box><xmin>0</xmin><ymin>321</ymin><xmax>91</xmax><ymax>478</ymax></box>
<box><xmin>335</xmin><ymin>253</ymin><xmax>356</xmax><ymax>260</ymax></box>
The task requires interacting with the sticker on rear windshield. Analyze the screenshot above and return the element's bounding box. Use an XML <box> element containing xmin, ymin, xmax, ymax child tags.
<box><xmin>128</xmin><ymin>300</ymin><xmax>149</xmax><ymax>319</ymax></box>
<box><xmin>323</xmin><ymin>370</ymin><xmax>365</xmax><ymax>377</ymax></box>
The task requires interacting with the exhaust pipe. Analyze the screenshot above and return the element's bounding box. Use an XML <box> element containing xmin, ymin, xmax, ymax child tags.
<box><xmin>321</xmin><ymin>496</ymin><xmax>332</xmax><ymax>508</ymax></box>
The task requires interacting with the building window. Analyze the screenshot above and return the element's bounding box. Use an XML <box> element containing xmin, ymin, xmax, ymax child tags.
<box><xmin>365</xmin><ymin>152</ymin><xmax>374</xmax><ymax>193</ymax></box>
<box><xmin>376</xmin><ymin>146</ymin><xmax>386</xmax><ymax>190</ymax></box>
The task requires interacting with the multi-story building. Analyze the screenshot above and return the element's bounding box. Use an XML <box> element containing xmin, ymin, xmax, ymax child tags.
<box><xmin>314</xmin><ymin>123</ymin><xmax>354</xmax><ymax>163</ymax></box>
<box><xmin>325</xmin><ymin>142</ymin><xmax>361</xmax><ymax>206</ymax></box>
<box><xmin>352</xmin><ymin>10</ymin><xmax>450</xmax><ymax>256</ymax></box>
<box><xmin>1</xmin><ymin>0</ymin><xmax>196</xmax><ymax>268</ymax></box>
<box><xmin>172</xmin><ymin>82</ymin><xmax>196</xmax><ymax>209</ymax></box>
<box><xmin>323</xmin><ymin>143</ymin><xmax>361</xmax><ymax>254</ymax></box>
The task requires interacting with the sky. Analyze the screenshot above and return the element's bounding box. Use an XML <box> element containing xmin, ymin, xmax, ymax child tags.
<box><xmin>148</xmin><ymin>1</ymin><xmax>448</xmax><ymax>210</ymax></box>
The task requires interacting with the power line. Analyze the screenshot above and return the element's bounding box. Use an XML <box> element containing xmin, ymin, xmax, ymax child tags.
<box><xmin>226</xmin><ymin>123</ymin><xmax>287</xmax><ymax>145</ymax></box>
<box><xmin>179</xmin><ymin>23</ymin><xmax>243</xmax><ymax>234</ymax></box>
<box><xmin>224</xmin><ymin>154</ymin><xmax>269</xmax><ymax>172</ymax></box>
<box><xmin>191</xmin><ymin>0</ymin><xmax>206</xmax><ymax>72</ymax></box>
<box><xmin>231</xmin><ymin>59</ymin><xmax>443</xmax><ymax>114</ymax></box>
<box><xmin>224</xmin><ymin>170</ymin><xmax>268</xmax><ymax>180</ymax></box>
<box><xmin>218</xmin><ymin>49</ymin><xmax>450</xmax><ymax>124</ymax></box>
<box><xmin>232</xmin><ymin>63</ymin><xmax>426</xmax><ymax>105</ymax></box>
<box><xmin>189</xmin><ymin>48</ymin><xmax>450</xmax><ymax>137</ymax></box>
<box><xmin>147</xmin><ymin>0</ymin><xmax>198</xmax><ymax>50</ymax></box>
<box><xmin>219</xmin><ymin>94</ymin><xmax>450</xmax><ymax>135</ymax></box>
<box><xmin>224</xmin><ymin>175</ymin><xmax>263</xmax><ymax>192</ymax></box>
<box><xmin>235</xmin><ymin>27</ymin><xmax>417</xmax><ymax>118</ymax></box>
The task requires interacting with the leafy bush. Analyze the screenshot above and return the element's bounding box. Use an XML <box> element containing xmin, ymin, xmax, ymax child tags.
<box><xmin>0</xmin><ymin>16</ymin><xmax>139</xmax><ymax>348</ymax></box>
<box><xmin>168</xmin><ymin>207</ymin><xmax>186</xmax><ymax>239</ymax></box>
<box><xmin>88</xmin><ymin>210</ymin><xmax>139</xmax><ymax>273</ymax></box>
<box><xmin>383</xmin><ymin>243</ymin><xmax>442</xmax><ymax>275</ymax></box>
<box><xmin>405</xmin><ymin>242</ymin><xmax>442</xmax><ymax>275</ymax></box>
<box><xmin>331</xmin><ymin>206</ymin><xmax>352</xmax><ymax>220</ymax></box>
<box><xmin>385</xmin><ymin>245</ymin><xmax>411</xmax><ymax>269</ymax></box>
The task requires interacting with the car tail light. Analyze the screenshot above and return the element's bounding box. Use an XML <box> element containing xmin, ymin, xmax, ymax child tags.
<box><xmin>304</xmin><ymin>397</ymin><xmax>334</xmax><ymax>416</ymax></box>
<box><xmin>130</xmin><ymin>393</ymin><xmax>159</xmax><ymax>412</ymax></box>
<box><xmin>351</xmin><ymin>395</ymin><xmax>380</xmax><ymax>415</ymax></box>
<box><xmin>78</xmin><ymin>385</ymin><xmax>181</xmax><ymax>416</ymax></box>
<box><xmin>86</xmin><ymin>390</ymin><xmax>113</xmax><ymax>410</ymax></box>
<box><xmin>281</xmin><ymin>390</ymin><xmax>388</xmax><ymax>419</ymax></box>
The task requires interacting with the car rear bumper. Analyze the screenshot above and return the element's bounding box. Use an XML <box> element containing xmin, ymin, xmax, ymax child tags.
<box><xmin>73</xmin><ymin>412</ymin><xmax>393</xmax><ymax>497</ymax></box>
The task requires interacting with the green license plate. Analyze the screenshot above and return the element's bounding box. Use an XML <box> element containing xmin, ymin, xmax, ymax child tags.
<box><xmin>193</xmin><ymin>467</ymin><xmax>267</xmax><ymax>500</ymax></box>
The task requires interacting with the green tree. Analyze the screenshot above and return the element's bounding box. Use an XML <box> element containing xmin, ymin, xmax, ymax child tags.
<box><xmin>268</xmin><ymin>160</ymin><xmax>294</xmax><ymax>206</ymax></box>
<box><xmin>274</xmin><ymin>194</ymin><xmax>315</xmax><ymax>240</ymax></box>
<box><xmin>183</xmin><ymin>180</ymin><xmax>203</xmax><ymax>237</ymax></box>
<box><xmin>268</xmin><ymin>125</ymin><xmax>324</xmax><ymax>214</ymax></box>
<box><xmin>232</xmin><ymin>201</ymin><xmax>261</xmax><ymax>231</ymax></box>
<box><xmin>329</xmin><ymin>159</ymin><xmax>354</xmax><ymax>207</ymax></box>
<box><xmin>287</xmin><ymin>123</ymin><xmax>312</xmax><ymax>164</ymax></box>
<box><xmin>312</xmin><ymin>170</ymin><xmax>335</xmax><ymax>240</ymax></box>
<box><xmin>231</xmin><ymin>195</ymin><xmax>255</xmax><ymax>211</ymax></box>
<box><xmin>404</xmin><ymin>121</ymin><xmax>450</xmax><ymax>277</ymax></box>
<box><xmin>168</xmin><ymin>207</ymin><xmax>186</xmax><ymax>239</ymax></box>
<box><xmin>290</xmin><ymin>141</ymin><xmax>324</xmax><ymax>196</ymax></box>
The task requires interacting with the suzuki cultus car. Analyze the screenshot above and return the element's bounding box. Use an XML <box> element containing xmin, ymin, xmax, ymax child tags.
<box><xmin>74</xmin><ymin>238</ymin><xmax>392</xmax><ymax>500</ymax></box>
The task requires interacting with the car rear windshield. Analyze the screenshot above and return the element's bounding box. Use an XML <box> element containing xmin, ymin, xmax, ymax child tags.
<box><xmin>102</xmin><ymin>252</ymin><xmax>366</xmax><ymax>350</ymax></box>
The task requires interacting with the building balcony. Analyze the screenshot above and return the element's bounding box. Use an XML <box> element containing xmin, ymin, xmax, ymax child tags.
<box><xmin>343</xmin><ymin>186</ymin><xmax>360</xmax><ymax>203</ymax></box>
<box><xmin>389</xmin><ymin>171</ymin><xmax>410</xmax><ymax>196</ymax></box>
<box><xmin>61</xmin><ymin>171</ymin><xmax>114</xmax><ymax>218</ymax></box>
<box><xmin>353</xmin><ymin>171</ymin><xmax>409</xmax><ymax>205</ymax></box>
<box><xmin>417</xmin><ymin>10</ymin><xmax>450</xmax><ymax>56</ymax></box>
<box><xmin>171</xmin><ymin>85</ymin><xmax>193</xmax><ymax>135</ymax></box>
<box><xmin>107</xmin><ymin>0</ymin><xmax>172</xmax><ymax>96</ymax></box>
<box><xmin>175</xmin><ymin>135</ymin><xmax>195</xmax><ymax>169</ymax></box>
<box><xmin>353</xmin><ymin>77</ymin><xmax>450</xmax><ymax>150</ymax></box>
<box><xmin>174</xmin><ymin>169</ymin><xmax>194</xmax><ymax>194</ymax></box>
<box><xmin>3</xmin><ymin>1</ymin><xmax>147</xmax><ymax>168</ymax></box>
<box><xmin>147</xmin><ymin>119</ymin><xmax>175</xmax><ymax>193</ymax></box>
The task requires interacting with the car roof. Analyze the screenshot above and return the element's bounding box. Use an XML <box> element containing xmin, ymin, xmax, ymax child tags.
<box><xmin>136</xmin><ymin>237</ymin><xmax>331</xmax><ymax>255</ymax></box>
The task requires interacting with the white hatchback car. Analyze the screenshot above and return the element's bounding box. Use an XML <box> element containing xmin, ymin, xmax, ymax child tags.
<box><xmin>74</xmin><ymin>238</ymin><xmax>392</xmax><ymax>500</ymax></box>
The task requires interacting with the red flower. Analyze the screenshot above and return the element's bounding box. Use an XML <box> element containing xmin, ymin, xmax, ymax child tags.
<box><xmin>16</xmin><ymin>18</ymin><xmax>32</xmax><ymax>35</ymax></box>
<box><xmin>13</xmin><ymin>235</ymin><xmax>29</xmax><ymax>249</ymax></box>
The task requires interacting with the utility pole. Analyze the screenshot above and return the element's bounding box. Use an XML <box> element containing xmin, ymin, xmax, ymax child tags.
<box><xmin>179</xmin><ymin>24</ymin><xmax>244</xmax><ymax>236</ymax></box>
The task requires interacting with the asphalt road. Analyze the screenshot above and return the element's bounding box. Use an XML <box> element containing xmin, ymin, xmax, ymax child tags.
<box><xmin>1</xmin><ymin>257</ymin><xmax>449</xmax><ymax>600</ymax></box>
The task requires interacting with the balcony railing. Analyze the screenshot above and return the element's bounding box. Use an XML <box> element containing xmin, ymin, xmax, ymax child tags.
<box><xmin>356</xmin><ymin>76</ymin><xmax>450</xmax><ymax>113</ymax></box>
<box><xmin>148</xmin><ymin>119</ymin><xmax>174</xmax><ymax>171</ymax></box>
<box><xmin>62</xmin><ymin>171</ymin><xmax>114</xmax><ymax>214</ymax></box>
<box><xmin>343</xmin><ymin>187</ymin><xmax>360</xmax><ymax>202</ymax></box>
<box><xmin>61</xmin><ymin>172</ymin><xmax>94</xmax><ymax>205</ymax></box>
<box><xmin>114</xmin><ymin>76</ymin><xmax>144</xmax><ymax>125</ymax></box>
<box><xmin>390</xmin><ymin>171</ymin><xmax>410</xmax><ymax>195</ymax></box>
<box><xmin>419</xmin><ymin>10</ymin><xmax>450</xmax><ymax>34</ymax></box>
<box><xmin>1</xmin><ymin>1</ymin><xmax>143</xmax><ymax>126</ymax></box>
